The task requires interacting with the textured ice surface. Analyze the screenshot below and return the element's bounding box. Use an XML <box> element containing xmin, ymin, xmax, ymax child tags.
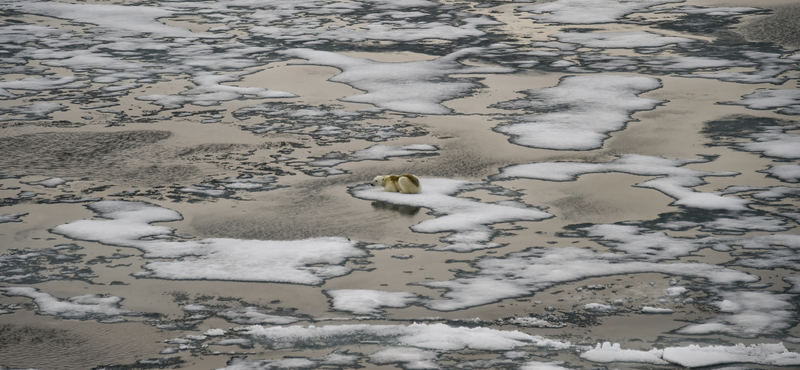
<box><xmin>494</xmin><ymin>154</ymin><xmax>749</xmax><ymax>211</ymax></box>
<box><xmin>677</xmin><ymin>291</ymin><xmax>795</xmax><ymax>338</ymax></box>
<box><xmin>0</xmin><ymin>287</ymin><xmax>140</xmax><ymax>322</ymax></box>
<box><xmin>420</xmin><ymin>247</ymin><xmax>756</xmax><ymax>311</ymax></box>
<box><xmin>243</xmin><ymin>322</ymin><xmax>571</xmax><ymax>351</ymax></box>
<box><xmin>553</xmin><ymin>31</ymin><xmax>693</xmax><ymax>48</ymax></box>
<box><xmin>326</xmin><ymin>289</ymin><xmax>420</xmax><ymax>316</ymax></box>
<box><xmin>518</xmin><ymin>0</ymin><xmax>683</xmax><ymax>24</ymax></box>
<box><xmin>493</xmin><ymin>75</ymin><xmax>663</xmax><ymax>150</ymax></box>
<box><xmin>281</xmin><ymin>48</ymin><xmax>512</xmax><ymax>114</ymax></box>
<box><xmin>51</xmin><ymin>201</ymin><xmax>366</xmax><ymax>284</ymax></box>
<box><xmin>351</xmin><ymin>178</ymin><xmax>552</xmax><ymax>251</ymax></box>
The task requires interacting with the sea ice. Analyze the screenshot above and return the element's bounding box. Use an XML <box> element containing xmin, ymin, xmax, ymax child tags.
<box><xmin>369</xmin><ymin>347</ymin><xmax>439</xmax><ymax>369</ymax></box>
<box><xmin>350</xmin><ymin>178</ymin><xmax>552</xmax><ymax>252</ymax></box>
<box><xmin>492</xmin><ymin>75</ymin><xmax>663</xmax><ymax>150</ymax></box>
<box><xmin>420</xmin><ymin>247</ymin><xmax>756</xmax><ymax>311</ymax></box>
<box><xmin>662</xmin><ymin>342</ymin><xmax>800</xmax><ymax>368</ymax></box>
<box><xmin>581</xmin><ymin>342</ymin><xmax>668</xmax><ymax>364</ymax></box>
<box><xmin>242</xmin><ymin>322</ymin><xmax>571</xmax><ymax>351</ymax></box>
<box><xmin>280</xmin><ymin>48</ymin><xmax>512</xmax><ymax>114</ymax></box>
<box><xmin>51</xmin><ymin>200</ymin><xmax>366</xmax><ymax>285</ymax></box>
<box><xmin>677</xmin><ymin>291</ymin><xmax>795</xmax><ymax>338</ymax></box>
<box><xmin>553</xmin><ymin>31</ymin><xmax>693</xmax><ymax>49</ymax></box>
<box><xmin>518</xmin><ymin>0</ymin><xmax>683</xmax><ymax>24</ymax></box>
<box><xmin>493</xmin><ymin>154</ymin><xmax>750</xmax><ymax>211</ymax></box>
<box><xmin>0</xmin><ymin>286</ymin><xmax>140</xmax><ymax>322</ymax></box>
<box><xmin>763</xmin><ymin>164</ymin><xmax>800</xmax><ymax>183</ymax></box>
<box><xmin>0</xmin><ymin>213</ymin><xmax>25</xmax><ymax>223</ymax></box>
<box><xmin>326</xmin><ymin>289</ymin><xmax>420</xmax><ymax>316</ymax></box>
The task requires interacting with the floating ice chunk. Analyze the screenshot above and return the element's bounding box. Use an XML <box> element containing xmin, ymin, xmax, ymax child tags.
<box><xmin>662</xmin><ymin>343</ymin><xmax>800</xmax><ymax>368</ymax></box>
<box><xmin>554</xmin><ymin>31</ymin><xmax>693</xmax><ymax>48</ymax></box>
<box><xmin>725</xmin><ymin>89</ymin><xmax>800</xmax><ymax>115</ymax></box>
<box><xmin>218</xmin><ymin>307</ymin><xmax>301</xmax><ymax>325</ymax></box>
<box><xmin>369</xmin><ymin>347</ymin><xmax>439</xmax><ymax>369</ymax></box>
<box><xmin>647</xmin><ymin>56</ymin><xmax>753</xmax><ymax>71</ymax></box>
<box><xmin>243</xmin><ymin>323</ymin><xmax>570</xmax><ymax>351</ymax></box>
<box><xmin>326</xmin><ymin>289</ymin><xmax>420</xmax><ymax>316</ymax></box>
<box><xmin>309</xmin><ymin>144</ymin><xmax>438</xmax><ymax>167</ymax></box>
<box><xmin>205</xmin><ymin>328</ymin><xmax>225</xmax><ymax>336</ymax></box>
<box><xmin>210</xmin><ymin>338</ymin><xmax>253</xmax><ymax>348</ymax></box>
<box><xmin>677</xmin><ymin>291</ymin><xmax>794</xmax><ymax>338</ymax></box>
<box><xmin>503</xmin><ymin>317</ymin><xmax>564</xmax><ymax>328</ymax></box>
<box><xmin>581</xmin><ymin>342</ymin><xmax>667</xmax><ymax>364</ymax></box>
<box><xmin>421</xmin><ymin>247</ymin><xmax>756</xmax><ymax>311</ymax></box>
<box><xmin>519</xmin><ymin>0</ymin><xmax>682</xmax><ymax>24</ymax></box>
<box><xmin>0</xmin><ymin>286</ymin><xmax>139</xmax><ymax>322</ymax></box>
<box><xmin>492</xmin><ymin>75</ymin><xmax>663</xmax><ymax>150</ymax></box>
<box><xmin>738</xmin><ymin>126</ymin><xmax>800</xmax><ymax>159</ymax></box>
<box><xmin>673</xmin><ymin>5</ymin><xmax>762</xmax><ymax>16</ymax></box>
<box><xmin>179</xmin><ymin>186</ymin><xmax>230</xmax><ymax>197</ymax></box>
<box><xmin>0</xmin><ymin>76</ymin><xmax>86</xmax><ymax>98</ymax></box>
<box><xmin>0</xmin><ymin>102</ymin><xmax>68</xmax><ymax>121</ymax></box>
<box><xmin>351</xmin><ymin>178</ymin><xmax>552</xmax><ymax>252</ymax></box>
<box><xmin>280</xmin><ymin>48</ymin><xmax>512</xmax><ymax>114</ymax></box>
<box><xmin>495</xmin><ymin>154</ymin><xmax>748</xmax><ymax>211</ymax></box>
<box><xmin>584</xmin><ymin>303</ymin><xmax>615</xmax><ymax>313</ymax></box>
<box><xmin>2</xmin><ymin>1</ymin><xmax>225</xmax><ymax>39</ymax></box>
<box><xmin>51</xmin><ymin>201</ymin><xmax>366</xmax><ymax>285</ymax></box>
<box><xmin>138</xmin><ymin>71</ymin><xmax>296</xmax><ymax>109</ymax></box>
<box><xmin>520</xmin><ymin>361</ymin><xmax>572</xmax><ymax>370</ymax></box>
<box><xmin>666</xmin><ymin>287</ymin><xmax>687</xmax><ymax>297</ymax></box>
<box><xmin>0</xmin><ymin>213</ymin><xmax>26</xmax><ymax>223</ymax></box>
<box><xmin>763</xmin><ymin>164</ymin><xmax>800</xmax><ymax>183</ymax></box>
<box><xmin>641</xmin><ymin>306</ymin><xmax>673</xmax><ymax>314</ymax></box>
<box><xmin>582</xmin><ymin>224</ymin><xmax>700</xmax><ymax>260</ymax></box>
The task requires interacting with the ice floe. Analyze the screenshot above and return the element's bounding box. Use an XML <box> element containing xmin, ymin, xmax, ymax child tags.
<box><xmin>763</xmin><ymin>164</ymin><xmax>800</xmax><ymax>183</ymax></box>
<box><xmin>736</xmin><ymin>126</ymin><xmax>800</xmax><ymax>159</ymax></box>
<box><xmin>326</xmin><ymin>289</ymin><xmax>420</xmax><ymax>316</ymax></box>
<box><xmin>553</xmin><ymin>31</ymin><xmax>693</xmax><ymax>49</ymax></box>
<box><xmin>494</xmin><ymin>154</ymin><xmax>750</xmax><ymax>211</ymax></box>
<box><xmin>677</xmin><ymin>291</ymin><xmax>795</xmax><ymax>338</ymax></box>
<box><xmin>217</xmin><ymin>307</ymin><xmax>301</xmax><ymax>325</ymax></box>
<box><xmin>0</xmin><ymin>213</ymin><xmax>25</xmax><ymax>223</ymax></box>
<box><xmin>350</xmin><ymin>178</ymin><xmax>552</xmax><ymax>252</ymax></box>
<box><xmin>725</xmin><ymin>89</ymin><xmax>800</xmax><ymax>115</ymax></box>
<box><xmin>0</xmin><ymin>286</ymin><xmax>140</xmax><ymax>322</ymax></box>
<box><xmin>582</xmin><ymin>342</ymin><xmax>800</xmax><ymax>367</ymax></box>
<box><xmin>518</xmin><ymin>0</ymin><xmax>683</xmax><ymax>24</ymax></box>
<box><xmin>492</xmin><ymin>75</ymin><xmax>663</xmax><ymax>150</ymax></box>
<box><xmin>242</xmin><ymin>322</ymin><xmax>570</xmax><ymax>351</ymax></box>
<box><xmin>50</xmin><ymin>200</ymin><xmax>366</xmax><ymax>284</ymax></box>
<box><xmin>280</xmin><ymin>48</ymin><xmax>512</xmax><ymax>114</ymax></box>
<box><xmin>420</xmin><ymin>246</ymin><xmax>756</xmax><ymax>311</ymax></box>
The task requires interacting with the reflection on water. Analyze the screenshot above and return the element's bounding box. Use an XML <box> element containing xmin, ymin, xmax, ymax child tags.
<box><xmin>371</xmin><ymin>201</ymin><xmax>421</xmax><ymax>216</ymax></box>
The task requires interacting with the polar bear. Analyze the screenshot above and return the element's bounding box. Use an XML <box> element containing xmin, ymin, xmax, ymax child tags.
<box><xmin>371</xmin><ymin>174</ymin><xmax>421</xmax><ymax>194</ymax></box>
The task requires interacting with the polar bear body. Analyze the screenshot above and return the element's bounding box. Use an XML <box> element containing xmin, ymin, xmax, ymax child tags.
<box><xmin>371</xmin><ymin>174</ymin><xmax>421</xmax><ymax>194</ymax></box>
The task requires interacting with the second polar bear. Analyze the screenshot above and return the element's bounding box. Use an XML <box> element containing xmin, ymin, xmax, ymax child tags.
<box><xmin>371</xmin><ymin>174</ymin><xmax>421</xmax><ymax>194</ymax></box>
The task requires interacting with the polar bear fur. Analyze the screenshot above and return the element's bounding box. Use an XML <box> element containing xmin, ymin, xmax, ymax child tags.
<box><xmin>371</xmin><ymin>174</ymin><xmax>421</xmax><ymax>194</ymax></box>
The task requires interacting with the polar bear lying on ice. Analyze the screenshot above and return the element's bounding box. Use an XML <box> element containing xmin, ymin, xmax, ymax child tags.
<box><xmin>371</xmin><ymin>174</ymin><xmax>421</xmax><ymax>194</ymax></box>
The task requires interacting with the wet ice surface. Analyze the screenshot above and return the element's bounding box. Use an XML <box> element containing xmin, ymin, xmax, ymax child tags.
<box><xmin>1</xmin><ymin>0</ymin><xmax>800</xmax><ymax>369</ymax></box>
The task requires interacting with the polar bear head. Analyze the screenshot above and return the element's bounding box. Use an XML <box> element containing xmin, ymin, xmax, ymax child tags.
<box><xmin>370</xmin><ymin>175</ymin><xmax>386</xmax><ymax>187</ymax></box>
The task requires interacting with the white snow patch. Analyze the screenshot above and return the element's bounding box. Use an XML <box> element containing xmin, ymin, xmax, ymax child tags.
<box><xmin>369</xmin><ymin>347</ymin><xmax>439</xmax><ymax>369</ymax></box>
<box><xmin>581</xmin><ymin>342</ymin><xmax>668</xmax><ymax>364</ymax></box>
<box><xmin>350</xmin><ymin>178</ymin><xmax>552</xmax><ymax>252</ymax></box>
<box><xmin>0</xmin><ymin>286</ymin><xmax>139</xmax><ymax>322</ymax></box>
<box><xmin>493</xmin><ymin>75</ymin><xmax>663</xmax><ymax>150</ymax></box>
<box><xmin>519</xmin><ymin>0</ymin><xmax>683</xmax><ymax>24</ymax></box>
<box><xmin>280</xmin><ymin>48</ymin><xmax>512</xmax><ymax>114</ymax></box>
<box><xmin>554</xmin><ymin>31</ymin><xmax>693</xmax><ymax>48</ymax></box>
<box><xmin>326</xmin><ymin>289</ymin><xmax>420</xmax><ymax>316</ymax></box>
<box><xmin>50</xmin><ymin>200</ymin><xmax>366</xmax><ymax>285</ymax></box>
<box><xmin>662</xmin><ymin>343</ymin><xmax>800</xmax><ymax>368</ymax></box>
<box><xmin>494</xmin><ymin>154</ymin><xmax>749</xmax><ymax>211</ymax></box>
<box><xmin>677</xmin><ymin>291</ymin><xmax>795</xmax><ymax>338</ymax></box>
<box><xmin>242</xmin><ymin>323</ymin><xmax>571</xmax><ymax>351</ymax></box>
